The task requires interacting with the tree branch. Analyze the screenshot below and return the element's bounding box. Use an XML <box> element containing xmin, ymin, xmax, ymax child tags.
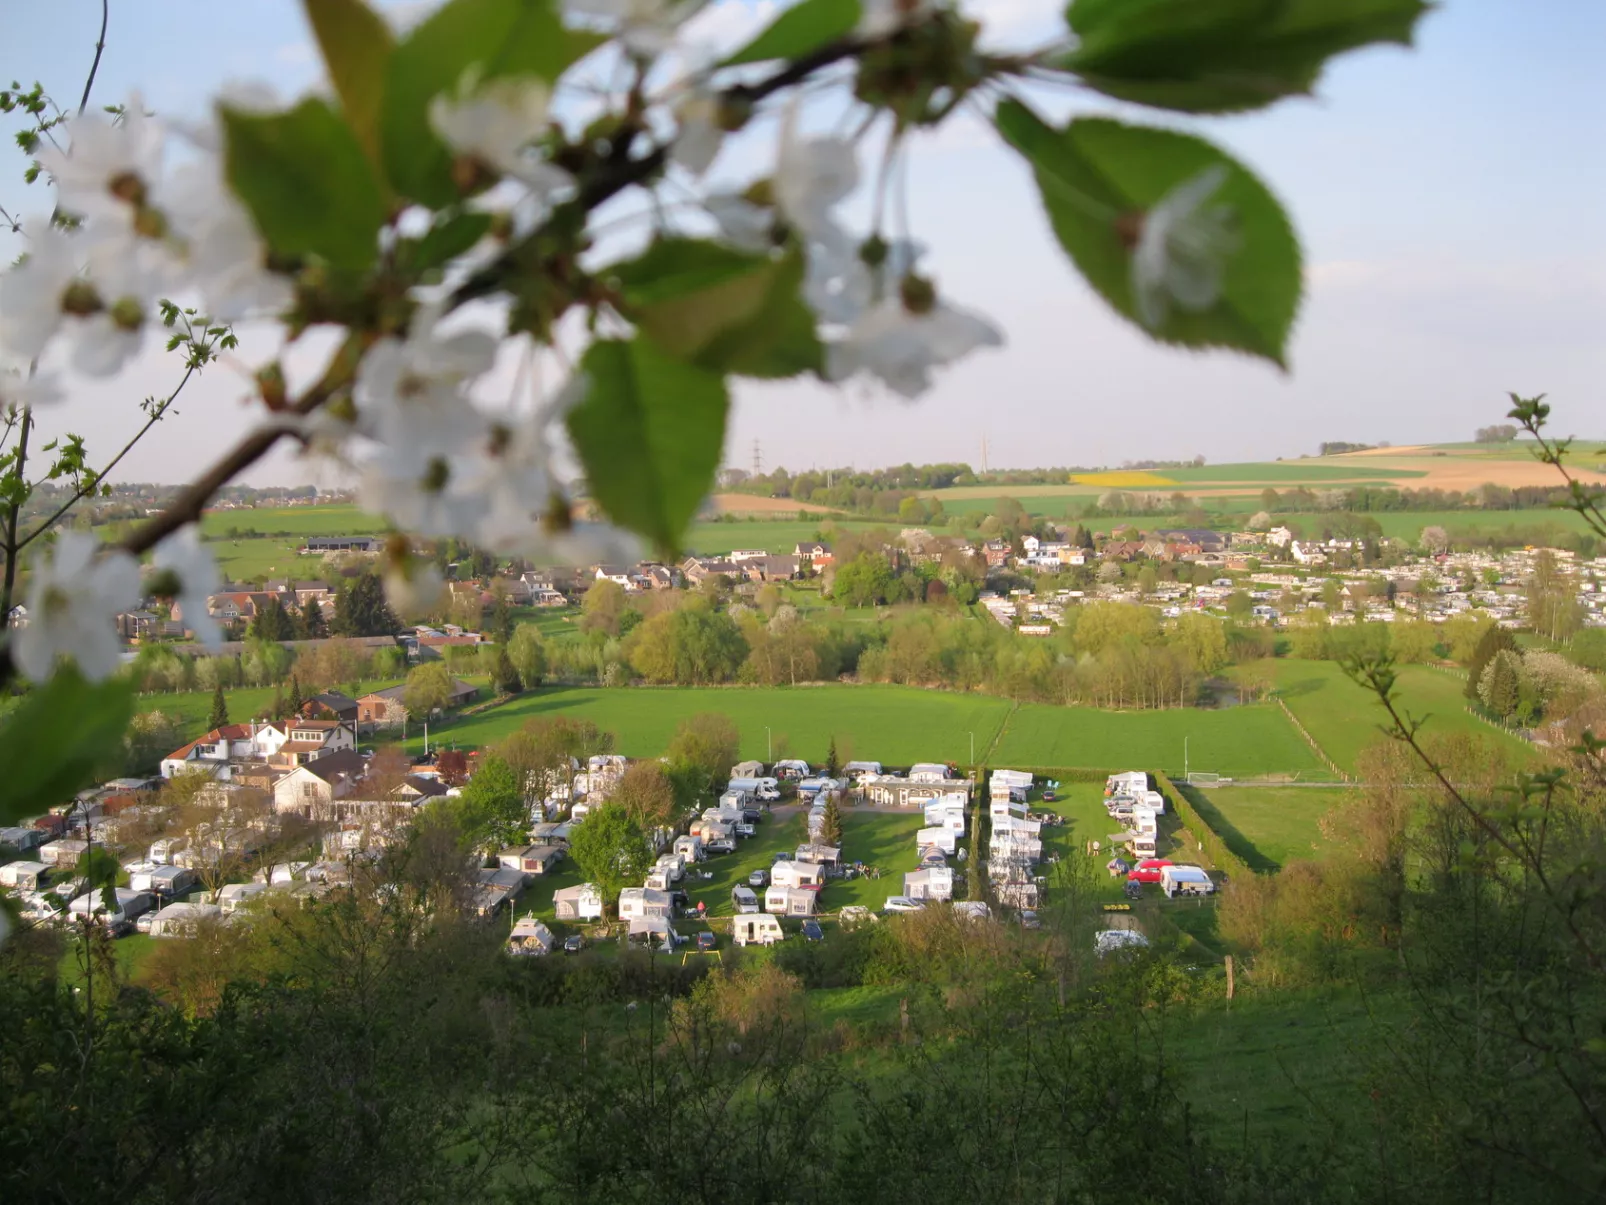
<box><xmin>116</xmin><ymin>332</ymin><xmax>370</xmax><ymax>558</ymax></box>
<box><xmin>1</xmin><ymin>409</ymin><xmax>34</xmax><ymax>621</ymax></box>
<box><xmin>78</xmin><ymin>0</ymin><xmax>110</xmax><ymax>117</ymax></box>
<box><xmin>15</xmin><ymin>362</ymin><xmax>197</xmax><ymax>554</ymax></box>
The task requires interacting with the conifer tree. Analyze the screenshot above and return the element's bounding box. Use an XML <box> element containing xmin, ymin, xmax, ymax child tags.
<box><xmin>207</xmin><ymin>683</ymin><xmax>229</xmax><ymax>731</ymax></box>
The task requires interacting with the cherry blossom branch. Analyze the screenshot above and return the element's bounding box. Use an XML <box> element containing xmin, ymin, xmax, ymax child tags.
<box><xmin>449</xmin><ymin>36</ymin><xmax>867</xmax><ymax>309</ymax></box>
<box><xmin>0</xmin><ymin>410</ymin><xmax>34</xmax><ymax>620</ymax></box>
<box><xmin>114</xmin><ymin>331</ymin><xmax>372</xmax><ymax>559</ymax></box>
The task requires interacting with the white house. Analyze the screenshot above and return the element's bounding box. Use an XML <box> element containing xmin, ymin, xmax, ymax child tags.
<box><xmin>909</xmin><ymin>762</ymin><xmax>952</xmax><ymax>784</ymax></box>
<box><xmin>553</xmin><ymin>882</ymin><xmax>604</xmax><ymax>921</ymax></box>
<box><xmin>272</xmin><ymin>750</ymin><xmax>366</xmax><ymax>813</ymax></box>
<box><xmin>903</xmin><ymin>866</ymin><xmax>954</xmax><ymax>902</ymax></box>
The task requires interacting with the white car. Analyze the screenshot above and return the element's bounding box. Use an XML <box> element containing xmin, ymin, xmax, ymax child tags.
<box><xmin>883</xmin><ymin>896</ymin><xmax>925</xmax><ymax>913</ymax></box>
<box><xmin>1094</xmin><ymin>929</ymin><xmax>1150</xmax><ymax>956</ymax></box>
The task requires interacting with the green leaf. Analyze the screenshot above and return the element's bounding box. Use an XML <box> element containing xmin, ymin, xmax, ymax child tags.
<box><xmin>722</xmin><ymin>0</ymin><xmax>862</xmax><ymax>66</ymax></box>
<box><xmin>382</xmin><ymin>0</ymin><xmax>604</xmax><ymax>206</ymax></box>
<box><xmin>567</xmin><ymin>339</ymin><xmax>730</xmax><ymax>553</ymax></box>
<box><xmin>609</xmin><ymin>239</ymin><xmax>822</xmax><ymax>379</ymax></box>
<box><xmin>303</xmin><ymin>0</ymin><xmax>396</xmax><ymax>165</ymax></box>
<box><xmin>996</xmin><ymin>100</ymin><xmax>1301</xmax><ymax>366</ymax></box>
<box><xmin>222</xmin><ymin>97</ymin><xmax>388</xmax><ymax>271</ymax></box>
<box><xmin>1060</xmin><ymin>0</ymin><xmax>1430</xmax><ymax>114</ymax></box>
<box><xmin>407</xmin><ymin>211</ymin><xmax>494</xmax><ymax>272</ymax></box>
<box><xmin>0</xmin><ymin>669</ymin><xmax>133</xmax><ymax>827</ymax></box>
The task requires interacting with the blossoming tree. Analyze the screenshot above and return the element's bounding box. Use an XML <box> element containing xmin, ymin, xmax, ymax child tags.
<box><xmin>0</xmin><ymin>0</ymin><xmax>1431</xmax><ymax>828</ymax></box>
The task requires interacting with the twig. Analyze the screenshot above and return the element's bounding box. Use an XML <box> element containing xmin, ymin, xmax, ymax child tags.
<box><xmin>1</xmin><ymin>409</ymin><xmax>34</xmax><ymax>620</ymax></box>
<box><xmin>115</xmin><ymin>332</ymin><xmax>370</xmax><ymax>558</ymax></box>
<box><xmin>78</xmin><ymin>0</ymin><xmax>110</xmax><ymax>116</ymax></box>
<box><xmin>16</xmin><ymin>362</ymin><xmax>197</xmax><ymax>552</ymax></box>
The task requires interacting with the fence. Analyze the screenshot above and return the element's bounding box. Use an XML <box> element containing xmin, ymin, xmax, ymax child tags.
<box><xmin>1274</xmin><ymin>696</ymin><xmax>1349</xmax><ymax>781</ymax></box>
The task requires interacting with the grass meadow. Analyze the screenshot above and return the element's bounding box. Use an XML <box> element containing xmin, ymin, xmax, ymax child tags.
<box><xmin>1244</xmin><ymin>658</ymin><xmax>1533</xmax><ymax>775</ymax></box>
<box><xmin>401</xmin><ymin>683</ymin><xmax>1016</xmax><ymax>766</ymax></box>
<box><xmin>992</xmin><ymin>703</ymin><xmax>1325</xmax><ymax>779</ymax></box>
<box><xmin>1183</xmin><ymin>785</ymin><xmax>1353</xmax><ymax>871</ymax></box>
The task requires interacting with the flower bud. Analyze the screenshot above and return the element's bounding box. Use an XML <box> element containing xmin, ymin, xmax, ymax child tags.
<box><xmin>900</xmin><ymin>273</ymin><xmax>936</xmax><ymax>315</ymax></box>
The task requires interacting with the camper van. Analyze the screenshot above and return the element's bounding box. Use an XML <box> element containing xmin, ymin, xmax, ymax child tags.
<box><xmin>731</xmin><ymin>885</ymin><xmax>760</xmax><ymax>913</ymax></box>
<box><xmin>1160</xmin><ymin>865</ymin><xmax>1215</xmax><ymax>898</ymax></box>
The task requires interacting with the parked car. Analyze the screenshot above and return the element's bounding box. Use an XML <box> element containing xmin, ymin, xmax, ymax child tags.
<box><xmin>696</xmin><ymin>931</ymin><xmax>717</xmax><ymax>952</ymax></box>
<box><xmin>801</xmin><ymin>919</ymin><xmax>824</xmax><ymax>942</ymax></box>
<box><xmin>1017</xmin><ymin>909</ymin><xmax>1041</xmax><ymax>930</ymax></box>
<box><xmin>742</xmin><ymin>808</ymin><xmax>762</xmax><ymax>824</ymax></box>
<box><xmin>1095</xmin><ymin>929</ymin><xmax>1150</xmax><ymax>956</ymax></box>
<box><xmin>772</xmin><ymin>851</ymin><xmax>793</xmax><ymax>863</ymax></box>
<box><xmin>1127</xmin><ymin>858</ymin><xmax>1175</xmax><ymax>884</ymax></box>
<box><xmin>748</xmin><ymin>868</ymin><xmax>768</xmax><ymax>888</ymax></box>
<box><xmin>564</xmin><ymin>934</ymin><xmax>584</xmax><ymax>953</ymax></box>
<box><xmin>884</xmin><ymin>896</ymin><xmax>925</xmax><ymax>913</ymax></box>
<box><xmin>706</xmin><ymin>838</ymin><xmax>736</xmax><ymax>854</ymax></box>
<box><xmin>734</xmin><ymin>823</ymin><xmax>756</xmax><ymax>838</ymax></box>
<box><xmin>1042</xmin><ymin>790</ymin><xmax>1057</xmax><ymax>802</ymax></box>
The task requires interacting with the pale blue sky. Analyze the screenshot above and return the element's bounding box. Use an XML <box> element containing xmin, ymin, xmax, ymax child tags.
<box><xmin>2</xmin><ymin>0</ymin><xmax>1602</xmax><ymax>484</ymax></box>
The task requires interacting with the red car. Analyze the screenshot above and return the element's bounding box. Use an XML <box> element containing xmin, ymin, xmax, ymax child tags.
<box><xmin>1126</xmin><ymin>859</ymin><xmax>1174</xmax><ymax>884</ymax></box>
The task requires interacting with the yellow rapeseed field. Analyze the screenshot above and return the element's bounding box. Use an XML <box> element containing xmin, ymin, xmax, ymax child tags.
<box><xmin>1070</xmin><ymin>471</ymin><xmax>1177</xmax><ymax>488</ymax></box>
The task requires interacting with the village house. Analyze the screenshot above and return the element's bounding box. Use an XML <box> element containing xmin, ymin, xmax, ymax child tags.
<box><xmin>161</xmin><ymin>722</ymin><xmax>289</xmax><ymax>780</ymax></box>
<box><xmin>497</xmin><ymin>844</ymin><xmax>567</xmax><ymax>877</ymax></box>
<box><xmin>356</xmin><ymin>678</ymin><xmax>477</xmax><ymax>728</ymax></box>
<box><xmin>271</xmin><ymin>719</ymin><xmax>356</xmax><ymax>768</ymax></box>
<box><xmin>273</xmin><ymin>749</ymin><xmax>366</xmax><ymax>813</ymax></box>
<box><xmin>794</xmin><ymin>541</ymin><xmax>834</xmax><ymax>573</ymax></box>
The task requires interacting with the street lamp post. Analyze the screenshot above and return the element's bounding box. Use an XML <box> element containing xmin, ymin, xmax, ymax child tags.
<box><xmin>969</xmin><ymin>731</ymin><xmax>975</xmax><ymax>766</ymax></box>
<box><xmin>1185</xmin><ymin>736</ymin><xmax>1189</xmax><ymax>780</ymax></box>
<box><xmin>766</xmin><ymin>726</ymin><xmax>772</xmax><ymax>761</ymax></box>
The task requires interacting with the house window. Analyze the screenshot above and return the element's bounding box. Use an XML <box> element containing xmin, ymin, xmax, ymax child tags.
<box><xmin>301</xmin><ymin>783</ymin><xmax>317</xmax><ymax>800</ymax></box>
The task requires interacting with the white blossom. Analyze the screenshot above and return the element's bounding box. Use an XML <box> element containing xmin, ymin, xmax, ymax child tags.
<box><xmin>357</xmin><ymin>303</ymin><xmax>498</xmax><ymax>456</ymax></box>
<box><xmin>0</xmin><ymin>219</ymin><xmax>82</xmax><ymax>360</ymax></box>
<box><xmin>151</xmin><ymin>525</ymin><xmax>223</xmax><ymax>651</ymax></box>
<box><xmin>774</xmin><ymin>104</ymin><xmax>859</xmax><ymax>245</ymax></box>
<box><xmin>825</xmin><ymin>295</ymin><xmax>1002</xmax><ymax>398</ymax></box>
<box><xmin>1132</xmin><ymin>165</ymin><xmax>1238</xmax><ymax>330</ymax></box>
<box><xmin>566</xmin><ymin>0</ymin><xmax>705</xmax><ymax>58</ymax></box>
<box><xmin>0</xmin><ymin>366</ymin><xmax>64</xmax><ymax>411</ymax></box>
<box><xmin>384</xmin><ymin>560</ymin><xmax>446</xmax><ymax>620</ymax></box>
<box><xmin>161</xmin><ymin>159</ymin><xmax>293</xmax><ymax>322</ymax></box>
<box><xmin>358</xmin><ymin>456</ymin><xmax>487</xmax><ymax>539</ymax></box>
<box><xmin>803</xmin><ymin>237</ymin><xmax>922</xmax><ymax>325</ymax></box>
<box><xmin>36</xmin><ymin>93</ymin><xmax>164</xmax><ymax>223</ymax></box>
<box><xmin>66</xmin><ymin>234</ymin><xmax>173</xmax><ymax>377</ymax></box>
<box><xmin>856</xmin><ymin>0</ymin><xmax>936</xmax><ymax>38</ymax></box>
<box><xmin>671</xmin><ymin>89</ymin><xmax>723</xmax><ymax>176</ymax></box>
<box><xmin>429</xmin><ymin>71</ymin><xmax>572</xmax><ymax>196</ymax></box>
<box><xmin>13</xmin><ymin>531</ymin><xmax>140</xmax><ymax>682</ymax></box>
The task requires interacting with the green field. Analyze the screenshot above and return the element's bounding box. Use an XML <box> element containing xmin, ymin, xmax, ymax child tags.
<box><xmin>1248</xmin><ymin>659</ymin><xmax>1533</xmax><ymax>775</ymax></box>
<box><xmin>683</xmin><ymin>519</ymin><xmax>915</xmax><ymax>556</ymax></box>
<box><xmin>1161</xmin><ymin>462</ymin><xmax>1426</xmax><ymax>484</ymax></box>
<box><xmin>402</xmin><ymin>684</ymin><xmax>1015</xmax><ymax>765</ymax></box>
<box><xmin>202</xmin><ymin>536</ymin><xmax>319</xmax><ymax>582</ymax></box>
<box><xmin>199</xmin><ymin>504</ymin><xmax>386</xmax><ymax>538</ymax></box>
<box><xmin>1184</xmin><ymin>785</ymin><xmax>1352</xmax><ymax>871</ymax></box>
<box><xmin>990</xmin><ymin>703</ymin><xmax>1325</xmax><ymax>779</ymax></box>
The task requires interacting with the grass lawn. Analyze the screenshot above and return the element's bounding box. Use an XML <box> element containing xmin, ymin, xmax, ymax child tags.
<box><xmin>1246</xmin><ymin>658</ymin><xmax>1533</xmax><ymax>775</ymax></box>
<box><xmin>58</xmin><ymin>932</ymin><xmax>158</xmax><ymax>987</ymax></box>
<box><xmin>393</xmin><ymin>684</ymin><xmax>1016</xmax><ymax>765</ymax></box>
<box><xmin>829</xmin><ymin>810</ymin><xmax>928</xmax><ymax>910</ymax></box>
<box><xmin>1183</xmin><ymin>786</ymin><xmax>1354</xmax><ymax>871</ymax></box>
<box><xmin>992</xmin><ymin>703</ymin><xmax>1324</xmax><ymax>779</ymax></box>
